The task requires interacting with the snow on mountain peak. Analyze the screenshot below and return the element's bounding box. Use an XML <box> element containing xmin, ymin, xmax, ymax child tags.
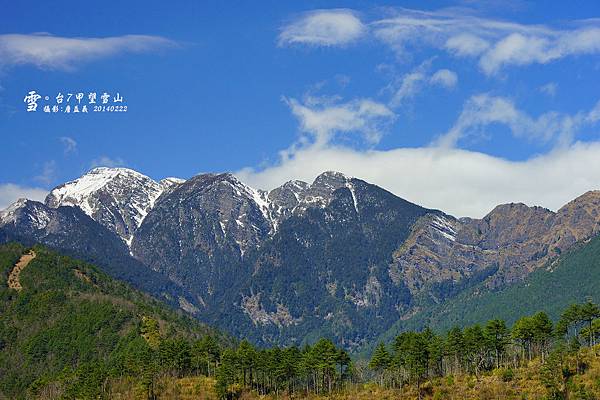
<box><xmin>0</xmin><ymin>198</ymin><xmax>28</xmax><ymax>225</ymax></box>
<box><xmin>159</xmin><ymin>177</ymin><xmax>186</xmax><ymax>191</ymax></box>
<box><xmin>46</xmin><ymin>167</ymin><xmax>149</xmax><ymax>211</ymax></box>
<box><xmin>17</xmin><ymin>167</ymin><xmax>363</xmax><ymax>249</ymax></box>
<box><xmin>0</xmin><ymin>198</ymin><xmax>52</xmax><ymax>229</ymax></box>
<box><xmin>45</xmin><ymin>167</ymin><xmax>165</xmax><ymax>244</ymax></box>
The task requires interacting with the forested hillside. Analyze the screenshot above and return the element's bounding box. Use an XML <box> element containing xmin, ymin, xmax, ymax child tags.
<box><xmin>1</xmin><ymin>243</ymin><xmax>600</xmax><ymax>399</ymax></box>
<box><xmin>0</xmin><ymin>244</ymin><xmax>355</xmax><ymax>399</ymax></box>
<box><xmin>0</xmin><ymin>243</ymin><xmax>226</xmax><ymax>399</ymax></box>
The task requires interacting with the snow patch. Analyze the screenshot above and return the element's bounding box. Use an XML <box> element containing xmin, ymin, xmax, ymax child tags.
<box><xmin>345</xmin><ymin>182</ymin><xmax>359</xmax><ymax>214</ymax></box>
<box><xmin>431</xmin><ymin>215</ymin><xmax>457</xmax><ymax>241</ymax></box>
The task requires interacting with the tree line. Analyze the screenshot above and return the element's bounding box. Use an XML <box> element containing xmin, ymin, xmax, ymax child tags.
<box><xmin>369</xmin><ymin>301</ymin><xmax>600</xmax><ymax>399</ymax></box>
<box><xmin>215</xmin><ymin>338</ymin><xmax>353</xmax><ymax>399</ymax></box>
<box><xmin>123</xmin><ymin>317</ymin><xmax>354</xmax><ymax>399</ymax></box>
<box><xmin>129</xmin><ymin>301</ymin><xmax>600</xmax><ymax>399</ymax></box>
<box><xmin>29</xmin><ymin>297</ymin><xmax>597</xmax><ymax>399</ymax></box>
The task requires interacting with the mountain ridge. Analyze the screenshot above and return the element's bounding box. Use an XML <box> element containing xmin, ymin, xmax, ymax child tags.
<box><xmin>2</xmin><ymin>167</ymin><xmax>600</xmax><ymax>349</ymax></box>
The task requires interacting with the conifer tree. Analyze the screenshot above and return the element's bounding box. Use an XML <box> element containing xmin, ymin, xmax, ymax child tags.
<box><xmin>369</xmin><ymin>342</ymin><xmax>391</xmax><ymax>386</ymax></box>
<box><xmin>484</xmin><ymin>319</ymin><xmax>509</xmax><ymax>369</ymax></box>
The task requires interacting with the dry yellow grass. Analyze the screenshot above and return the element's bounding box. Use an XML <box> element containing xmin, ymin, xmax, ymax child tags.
<box><xmin>106</xmin><ymin>346</ymin><xmax>600</xmax><ymax>400</ymax></box>
<box><xmin>7</xmin><ymin>250</ymin><xmax>36</xmax><ymax>290</ymax></box>
<box><xmin>107</xmin><ymin>376</ymin><xmax>217</xmax><ymax>400</ymax></box>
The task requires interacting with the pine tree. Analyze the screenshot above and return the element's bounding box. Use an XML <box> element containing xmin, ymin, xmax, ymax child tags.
<box><xmin>484</xmin><ymin>319</ymin><xmax>509</xmax><ymax>369</ymax></box>
<box><xmin>237</xmin><ymin>340</ymin><xmax>256</xmax><ymax>388</ymax></box>
<box><xmin>313</xmin><ymin>338</ymin><xmax>338</xmax><ymax>393</ymax></box>
<box><xmin>512</xmin><ymin>316</ymin><xmax>535</xmax><ymax>361</ymax></box>
<box><xmin>192</xmin><ymin>335</ymin><xmax>221</xmax><ymax>376</ymax></box>
<box><xmin>281</xmin><ymin>345</ymin><xmax>301</xmax><ymax>393</ymax></box>
<box><xmin>369</xmin><ymin>342</ymin><xmax>391</xmax><ymax>386</ymax></box>
<box><xmin>446</xmin><ymin>326</ymin><xmax>465</xmax><ymax>374</ymax></box>
<box><xmin>463</xmin><ymin>325</ymin><xmax>485</xmax><ymax>375</ymax></box>
<box><xmin>580</xmin><ymin>301</ymin><xmax>600</xmax><ymax>347</ymax></box>
<box><xmin>531</xmin><ymin>312</ymin><xmax>553</xmax><ymax>360</ymax></box>
<box><xmin>216</xmin><ymin>349</ymin><xmax>239</xmax><ymax>400</ymax></box>
<box><xmin>395</xmin><ymin>332</ymin><xmax>430</xmax><ymax>399</ymax></box>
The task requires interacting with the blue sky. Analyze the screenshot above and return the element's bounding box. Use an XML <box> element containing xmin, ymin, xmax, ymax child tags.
<box><xmin>2</xmin><ymin>0</ymin><xmax>600</xmax><ymax>217</ymax></box>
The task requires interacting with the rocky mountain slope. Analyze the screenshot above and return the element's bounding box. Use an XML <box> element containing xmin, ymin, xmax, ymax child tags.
<box><xmin>371</xmin><ymin>220</ymin><xmax>600</xmax><ymax>353</ymax></box>
<box><xmin>391</xmin><ymin>192</ymin><xmax>600</xmax><ymax>310</ymax></box>
<box><xmin>2</xmin><ymin>167</ymin><xmax>600</xmax><ymax>348</ymax></box>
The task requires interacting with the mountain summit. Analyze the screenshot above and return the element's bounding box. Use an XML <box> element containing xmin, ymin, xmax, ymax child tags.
<box><xmin>3</xmin><ymin>167</ymin><xmax>600</xmax><ymax>348</ymax></box>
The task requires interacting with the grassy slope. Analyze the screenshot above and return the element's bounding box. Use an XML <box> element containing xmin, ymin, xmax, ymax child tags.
<box><xmin>0</xmin><ymin>243</ymin><xmax>222</xmax><ymax>399</ymax></box>
<box><xmin>373</xmin><ymin>234</ymin><xmax>600</xmax><ymax>350</ymax></box>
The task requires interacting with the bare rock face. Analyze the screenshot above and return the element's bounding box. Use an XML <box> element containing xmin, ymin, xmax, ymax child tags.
<box><xmin>268</xmin><ymin>180</ymin><xmax>310</xmax><ymax>215</ymax></box>
<box><xmin>390</xmin><ymin>192</ymin><xmax>600</xmax><ymax>314</ymax></box>
<box><xmin>267</xmin><ymin>171</ymin><xmax>360</xmax><ymax>220</ymax></box>
<box><xmin>548</xmin><ymin>191</ymin><xmax>600</xmax><ymax>249</ymax></box>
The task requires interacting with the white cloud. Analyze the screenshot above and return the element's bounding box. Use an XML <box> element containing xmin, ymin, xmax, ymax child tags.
<box><xmin>237</xmin><ymin>142</ymin><xmax>600</xmax><ymax>219</ymax></box>
<box><xmin>478</xmin><ymin>33</ymin><xmax>552</xmax><ymax>74</ymax></box>
<box><xmin>430</xmin><ymin>69</ymin><xmax>458</xmax><ymax>88</ymax></box>
<box><xmin>539</xmin><ymin>82</ymin><xmax>558</xmax><ymax>97</ymax></box>
<box><xmin>90</xmin><ymin>156</ymin><xmax>126</xmax><ymax>168</ymax></box>
<box><xmin>369</xmin><ymin>8</ymin><xmax>600</xmax><ymax>75</ymax></box>
<box><xmin>445</xmin><ymin>33</ymin><xmax>490</xmax><ymax>56</ymax></box>
<box><xmin>34</xmin><ymin>160</ymin><xmax>57</xmax><ymax>186</ymax></box>
<box><xmin>434</xmin><ymin>94</ymin><xmax>597</xmax><ymax>148</ymax></box>
<box><xmin>587</xmin><ymin>101</ymin><xmax>600</xmax><ymax>124</ymax></box>
<box><xmin>0</xmin><ymin>183</ymin><xmax>47</xmax><ymax>210</ymax></box>
<box><xmin>388</xmin><ymin>63</ymin><xmax>458</xmax><ymax>107</ymax></box>
<box><xmin>59</xmin><ymin>136</ymin><xmax>77</xmax><ymax>154</ymax></box>
<box><xmin>285</xmin><ymin>96</ymin><xmax>394</xmax><ymax>146</ymax></box>
<box><xmin>279</xmin><ymin>9</ymin><xmax>366</xmax><ymax>47</ymax></box>
<box><xmin>389</xmin><ymin>70</ymin><xmax>426</xmax><ymax>107</ymax></box>
<box><xmin>238</xmin><ymin>92</ymin><xmax>600</xmax><ymax>218</ymax></box>
<box><xmin>0</xmin><ymin>33</ymin><xmax>176</xmax><ymax>71</ymax></box>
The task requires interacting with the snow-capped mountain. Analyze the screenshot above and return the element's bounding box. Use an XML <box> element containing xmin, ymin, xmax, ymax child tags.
<box><xmin>5</xmin><ymin>167</ymin><xmax>600</xmax><ymax>349</ymax></box>
<box><xmin>159</xmin><ymin>177</ymin><xmax>186</xmax><ymax>192</ymax></box>
<box><xmin>45</xmin><ymin>167</ymin><xmax>179</xmax><ymax>245</ymax></box>
<box><xmin>132</xmin><ymin>172</ymin><xmax>274</xmax><ymax>269</ymax></box>
<box><xmin>268</xmin><ymin>171</ymin><xmax>362</xmax><ymax>218</ymax></box>
<box><xmin>39</xmin><ymin>167</ymin><xmax>363</xmax><ymax>254</ymax></box>
<box><xmin>0</xmin><ymin>198</ymin><xmax>54</xmax><ymax>231</ymax></box>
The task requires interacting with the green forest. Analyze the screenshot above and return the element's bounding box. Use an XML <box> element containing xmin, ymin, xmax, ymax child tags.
<box><xmin>368</xmin><ymin>303</ymin><xmax>600</xmax><ymax>399</ymax></box>
<box><xmin>1</xmin><ymin>243</ymin><xmax>600</xmax><ymax>399</ymax></box>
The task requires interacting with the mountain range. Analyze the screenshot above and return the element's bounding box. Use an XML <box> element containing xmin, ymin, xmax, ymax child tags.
<box><xmin>2</xmin><ymin>167</ymin><xmax>600</xmax><ymax>349</ymax></box>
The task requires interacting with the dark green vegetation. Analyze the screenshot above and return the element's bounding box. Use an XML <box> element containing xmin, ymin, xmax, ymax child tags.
<box><xmin>215</xmin><ymin>338</ymin><xmax>353</xmax><ymax>399</ymax></box>
<box><xmin>377</xmin><ymin>234</ymin><xmax>600</xmax><ymax>348</ymax></box>
<box><xmin>370</xmin><ymin>301</ymin><xmax>600</xmax><ymax>399</ymax></box>
<box><xmin>0</xmin><ymin>243</ymin><xmax>356</xmax><ymax>399</ymax></box>
<box><xmin>1</xmin><ymin>242</ymin><xmax>600</xmax><ymax>399</ymax></box>
<box><xmin>0</xmin><ymin>243</ymin><xmax>225</xmax><ymax>399</ymax></box>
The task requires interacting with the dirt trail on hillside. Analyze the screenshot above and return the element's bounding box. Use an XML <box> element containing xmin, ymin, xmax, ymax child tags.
<box><xmin>7</xmin><ymin>250</ymin><xmax>36</xmax><ymax>291</ymax></box>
